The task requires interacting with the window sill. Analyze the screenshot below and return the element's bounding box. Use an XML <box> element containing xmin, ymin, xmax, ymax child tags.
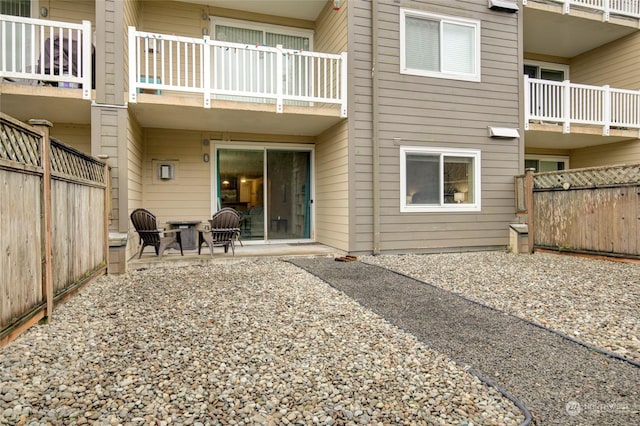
<box><xmin>401</xmin><ymin>204</ymin><xmax>481</xmax><ymax>213</ymax></box>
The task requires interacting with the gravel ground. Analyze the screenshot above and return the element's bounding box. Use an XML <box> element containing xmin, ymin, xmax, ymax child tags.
<box><xmin>0</xmin><ymin>259</ymin><xmax>524</xmax><ymax>426</ymax></box>
<box><xmin>291</xmin><ymin>255</ymin><xmax>640</xmax><ymax>426</ymax></box>
<box><xmin>362</xmin><ymin>251</ymin><xmax>640</xmax><ymax>363</ymax></box>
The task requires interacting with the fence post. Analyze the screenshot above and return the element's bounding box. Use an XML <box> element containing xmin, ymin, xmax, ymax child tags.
<box><xmin>28</xmin><ymin>119</ymin><xmax>54</xmax><ymax>323</ymax></box>
<box><xmin>103</xmin><ymin>162</ymin><xmax>110</xmax><ymax>273</ymax></box>
<box><xmin>525</xmin><ymin>168</ymin><xmax>535</xmax><ymax>254</ymax></box>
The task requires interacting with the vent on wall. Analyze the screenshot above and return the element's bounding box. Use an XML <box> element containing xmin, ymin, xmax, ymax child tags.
<box><xmin>488</xmin><ymin>0</ymin><xmax>519</xmax><ymax>13</ymax></box>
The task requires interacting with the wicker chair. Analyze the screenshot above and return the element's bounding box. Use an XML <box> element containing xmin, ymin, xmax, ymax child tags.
<box><xmin>130</xmin><ymin>208</ymin><xmax>183</xmax><ymax>258</ymax></box>
<box><xmin>198</xmin><ymin>208</ymin><xmax>241</xmax><ymax>257</ymax></box>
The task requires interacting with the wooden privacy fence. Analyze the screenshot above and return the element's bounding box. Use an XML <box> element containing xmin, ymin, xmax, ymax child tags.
<box><xmin>0</xmin><ymin>113</ymin><xmax>110</xmax><ymax>345</ymax></box>
<box><xmin>515</xmin><ymin>164</ymin><xmax>640</xmax><ymax>258</ymax></box>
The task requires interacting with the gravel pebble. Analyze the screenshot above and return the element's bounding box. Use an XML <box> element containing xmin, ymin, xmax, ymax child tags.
<box><xmin>0</xmin><ymin>259</ymin><xmax>524</xmax><ymax>425</ymax></box>
<box><xmin>363</xmin><ymin>251</ymin><xmax>640</xmax><ymax>362</ymax></box>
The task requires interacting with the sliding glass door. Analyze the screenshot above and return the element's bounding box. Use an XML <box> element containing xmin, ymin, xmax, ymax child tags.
<box><xmin>216</xmin><ymin>146</ymin><xmax>312</xmax><ymax>242</ymax></box>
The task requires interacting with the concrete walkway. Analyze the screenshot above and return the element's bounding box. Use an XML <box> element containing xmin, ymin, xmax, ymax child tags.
<box><xmin>289</xmin><ymin>257</ymin><xmax>640</xmax><ymax>426</ymax></box>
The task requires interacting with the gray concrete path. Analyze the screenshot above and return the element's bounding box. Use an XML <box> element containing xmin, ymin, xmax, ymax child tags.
<box><xmin>289</xmin><ymin>258</ymin><xmax>640</xmax><ymax>426</ymax></box>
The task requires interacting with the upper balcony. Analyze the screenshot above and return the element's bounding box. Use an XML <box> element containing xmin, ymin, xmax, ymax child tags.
<box><xmin>524</xmin><ymin>76</ymin><xmax>640</xmax><ymax>148</ymax></box>
<box><xmin>523</xmin><ymin>0</ymin><xmax>640</xmax><ymax>58</ymax></box>
<box><xmin>127</xmin><ymin>27</ymin><xmax>347</xmax><ymax>135</ymax></box>
<box><xmin>0</xmin><ymin>14</ymin><xmax>93</xmax><ymax>126</ymax></box>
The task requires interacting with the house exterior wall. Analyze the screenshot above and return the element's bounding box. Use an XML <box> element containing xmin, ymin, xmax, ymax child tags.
<box><xmin>46</xmin><ymin>0</ymin><xmax>94</xmax><ymax>23</ymax></box>
<box><xmin>135</xmin><ymin>1</ymin><xmax>315</xmax><ymax>37</ymax></box>
<box><xmin>350</xmin><ymin>0</ymin><xmax>522</xmax><ymax>252</ymax></box>
<box><xmin>141</xmin><ymin>128</ymin><xmax>212</xmax><ymax>222</ymax></box>
<box><xmin>570</xmin><ymin>32</ymin><xmax>640</xmax><ymax>89</ymax></box>
<box><xmin>315</xmin><ymin>120</ymin><xmax>349</xmax><ymax>250</ymax></box>
<box><xmin>571</xmin><ymin>140</ymin><xmax>640</xmax><ymax>168</ymax></box>
<box><xmin>123</xmin><ymin>0</ymin><xmax>142</xmax><ymax>94</ymax></box>
<box><xmin>50</xmin><ymin>124</ymin><xmax>91</xmax><ymax>154</ymax></box>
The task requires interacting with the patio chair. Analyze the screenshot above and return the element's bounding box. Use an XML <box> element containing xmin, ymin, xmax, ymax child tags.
<box><xmin>198</xmin><ymin>208</ymin><xmax>241</xmax><ymax>257</ymax></box>
<box><xmin>130</xmin><ymin>208</ymin><xmax>183</xmax><ymax>258</ymax></box>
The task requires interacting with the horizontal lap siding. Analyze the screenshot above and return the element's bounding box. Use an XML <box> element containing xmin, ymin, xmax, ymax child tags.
<box><xmin>316</xmin><ymin>121</ymin><xmax>349</xmax><ymax>250</ymax></box>
<box><xmin>571</xmin><ymin>139</ymin><xmax>640</xmax><ymax>168</ymax></box>
<box><xmin>352</xmin><ymin>0</ymin><xmax>522</xmax><ymax>252</ymax></box>
<box><xmin>142</xmin><ymin>128</ymin><xmax>211</xmax><ymax>223</ymax></box>
<box><xmin>314</xmin><ymin>0</ymin><xmax>349</xmax><ymax>250</ymax></box>
<box><xmin>571</xmin><ymin>32</ymin><xmax>640</xmax><ymax>89</ymax></box>
<box><xmin>48</xmin><ymin>0</ymin><xmax>94</xmax><ymax>23</ymax></box>
<box><xmin>50</xmin><ymin>124</ymin><xmax>91</xmax><ymax>155</ymax></box>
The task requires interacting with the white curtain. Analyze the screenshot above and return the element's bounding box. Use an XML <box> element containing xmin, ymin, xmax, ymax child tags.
<box><xmin>442</xmin><ymin>22</ymin><xmax>474</xmax><ymax>75</ymax></box>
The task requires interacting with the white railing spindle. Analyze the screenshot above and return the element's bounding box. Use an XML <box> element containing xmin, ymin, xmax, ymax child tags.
<box><xmin>124</xmin><ymin>29</ymin><xmax>346</xmax><ymax>115</ymax></box>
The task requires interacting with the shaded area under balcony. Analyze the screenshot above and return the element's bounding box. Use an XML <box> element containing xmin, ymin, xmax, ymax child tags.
<box><xmin>523</xmin><ymin>0</ymin><xmax>640</xmax><ymax>57</ymax></box>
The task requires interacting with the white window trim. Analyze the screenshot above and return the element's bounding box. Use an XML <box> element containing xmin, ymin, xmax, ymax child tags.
<box><xmin>400</xmin><ymin>8</ymin><xmax>481</xmax><ymax>82</ymax></box>
<box><xmin>210</xmin><ymin>16</ymin><xmax>314</xmax><ymax>49</ymax></box>
<box><xmin>525</xmin><ymin>154</ymin><xmax>570</xmax><ymax>170</ymax></box>
<box><xmin>524</xmin><ymin>60</ymin><xmax>570</xmax><ymax>80</ymax></box>
<box><xmin>401</xmin><ymin>146</ymin><xmax>481</xmax><ymax>213</ymax></box>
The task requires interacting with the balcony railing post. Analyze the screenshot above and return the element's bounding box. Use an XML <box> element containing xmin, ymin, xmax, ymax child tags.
<box><xmin>128</xmin><ymin>26</ymin><xmax>137</xmax><ymax>103</ymax></box>
<box><xmin>562</xmin><ymin>0</ymin><xmax>570</xmax><ymax>14</ymax></box>
<box><xmin>603</xmin><ymin>84</ymin><xmax>611</xmax><ymax>136</ymax></box>
<box><xmin>562</xmin><ymin>79</ymin><xmax>571</xmax><ymax>133</ymax></box>
<box><xmin>603</xmin><ymin>0</ymin><xmax>610</xmax><ymax>21</ymax></box>
<box><xmin>524</xmin><ymin>74</ymin><xmax>530</xmax><ymax>130</ymax></box>
<box><xmin>276</xmin><ymin>44</ymin><xmax>284</xmax><ymax>113</ymax></box>
<box><xmin>340</xmin><ymin>52</ymin><xmax>348</xmax><ymax>118</ymax></box>
<box><xmin>203</xmin><ymin>36</ymin><xmax>211</xmax><ymax>109</ymax></box>
<box><xmin>81</xmin><ymin>20</ymin><xmax>91</xmax><ymax>99</ymax></box>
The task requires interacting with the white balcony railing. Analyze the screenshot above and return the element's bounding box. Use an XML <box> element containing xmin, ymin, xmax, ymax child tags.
<box><xmin>0</xmin><ymin>14</ymin><xmax>92</xmax><ymax>99</ymax></box>
<box><xmin>524</xmin><ymin>76</ymin><xmax>640</xmax><ymax>135</ymax></box>
<box><xmin>522</xmin><ymin>0</ymin><xmax>640</xmax><ymax>20</ymax></box>
<box><xmin>128</xmin><ymin>28</ymin><xmax>347</xmax><ymax>117</ymax></box>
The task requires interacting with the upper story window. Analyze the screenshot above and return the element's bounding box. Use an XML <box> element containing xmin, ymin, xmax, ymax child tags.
<box><xmin>524</xmin><ymin>60</ymin><xmax>569</xmax><ymax>82</ymax></box>
<box><xmin>401</xmin><ymin>147</ymin><xmax>481</xmax><ymax>213</ymax></box>
<box><xmin>400</xmin><ymin>9</ymin><xmax>481</xmax><ymax>82</ymax></box>
<box><xmin>1</xmin><ymin>0</ymin><xmax>31</xmax><ymax>17</ymax></box>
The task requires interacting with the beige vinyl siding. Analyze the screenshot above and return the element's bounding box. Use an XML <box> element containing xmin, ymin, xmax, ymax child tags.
<box><xmin>571</xmin><ymin>32</ymin><xmax>640</xmax><ymax>89</ymax></box>
<box><xmin>315</xmin><ymin>0</ymin><xmax>348</xmax><ymax>54</ymax></box>
<box><xmin>45</xmin><ymin>0</ymin><xmax>94</xmax><ymax>23</ymax></box>
<box><xmin>136</xmin><ymin>1</ymin><xmax>315</xmax><ymax>39</ymax></box>
<box><xmin>123</xmin><ymin>0</ymin><xmax>142</xmax><ymax>94</ymax></box>
<box><xmin>126</xmin><ymin>112</ymin><xmax>143</xmax><ymax>260</ymax></box>
<box><xmin>351</xmin><ymin>0</ymin><xmax>521</xmax><ymax>252</ymax></box>
<box><xmin>50</xmin><ymin>123</ymin><xmax>91</xmax><ymax>154</ymax></box>
<box><xmin>142</xmin><ymin>128</ymin><xmax>211</xmax><ymax>222</ymax></box>
<box><xmin>570</xmin><ymin>140</ymin><xmax>640</xmax><ymax>168</ymax></box>
<box><xmin>316</xmin><ymin>120</ymin><xmax>349</xmax><ymax>250</ymax></box>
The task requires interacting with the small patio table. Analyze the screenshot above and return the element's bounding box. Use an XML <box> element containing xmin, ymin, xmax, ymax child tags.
<box><xmin>167</xmin><ymin>220</ymin><xmax>201</xmax><ymax>250</ymax></box>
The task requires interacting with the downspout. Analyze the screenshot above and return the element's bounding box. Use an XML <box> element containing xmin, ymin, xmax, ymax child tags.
<box><xmin>372</xmin><ymin>0</ymin><xmax>381</xmax><ymax>254</ymax></box>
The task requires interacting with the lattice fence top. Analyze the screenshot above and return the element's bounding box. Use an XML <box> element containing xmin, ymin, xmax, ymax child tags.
<box><xmin>51</xmin><ymin>138</ymin><xmax>105</xmax><ymax>184</ymax></box>
<box><xmin>0</xmin><ymin>117</ymin><xmax>42</xmax><ymax>167</ymax></box>
<box><xmin>533</xmin><ymin>164</ymin><xmax>640</xmax><ymax>190</ymax></box>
